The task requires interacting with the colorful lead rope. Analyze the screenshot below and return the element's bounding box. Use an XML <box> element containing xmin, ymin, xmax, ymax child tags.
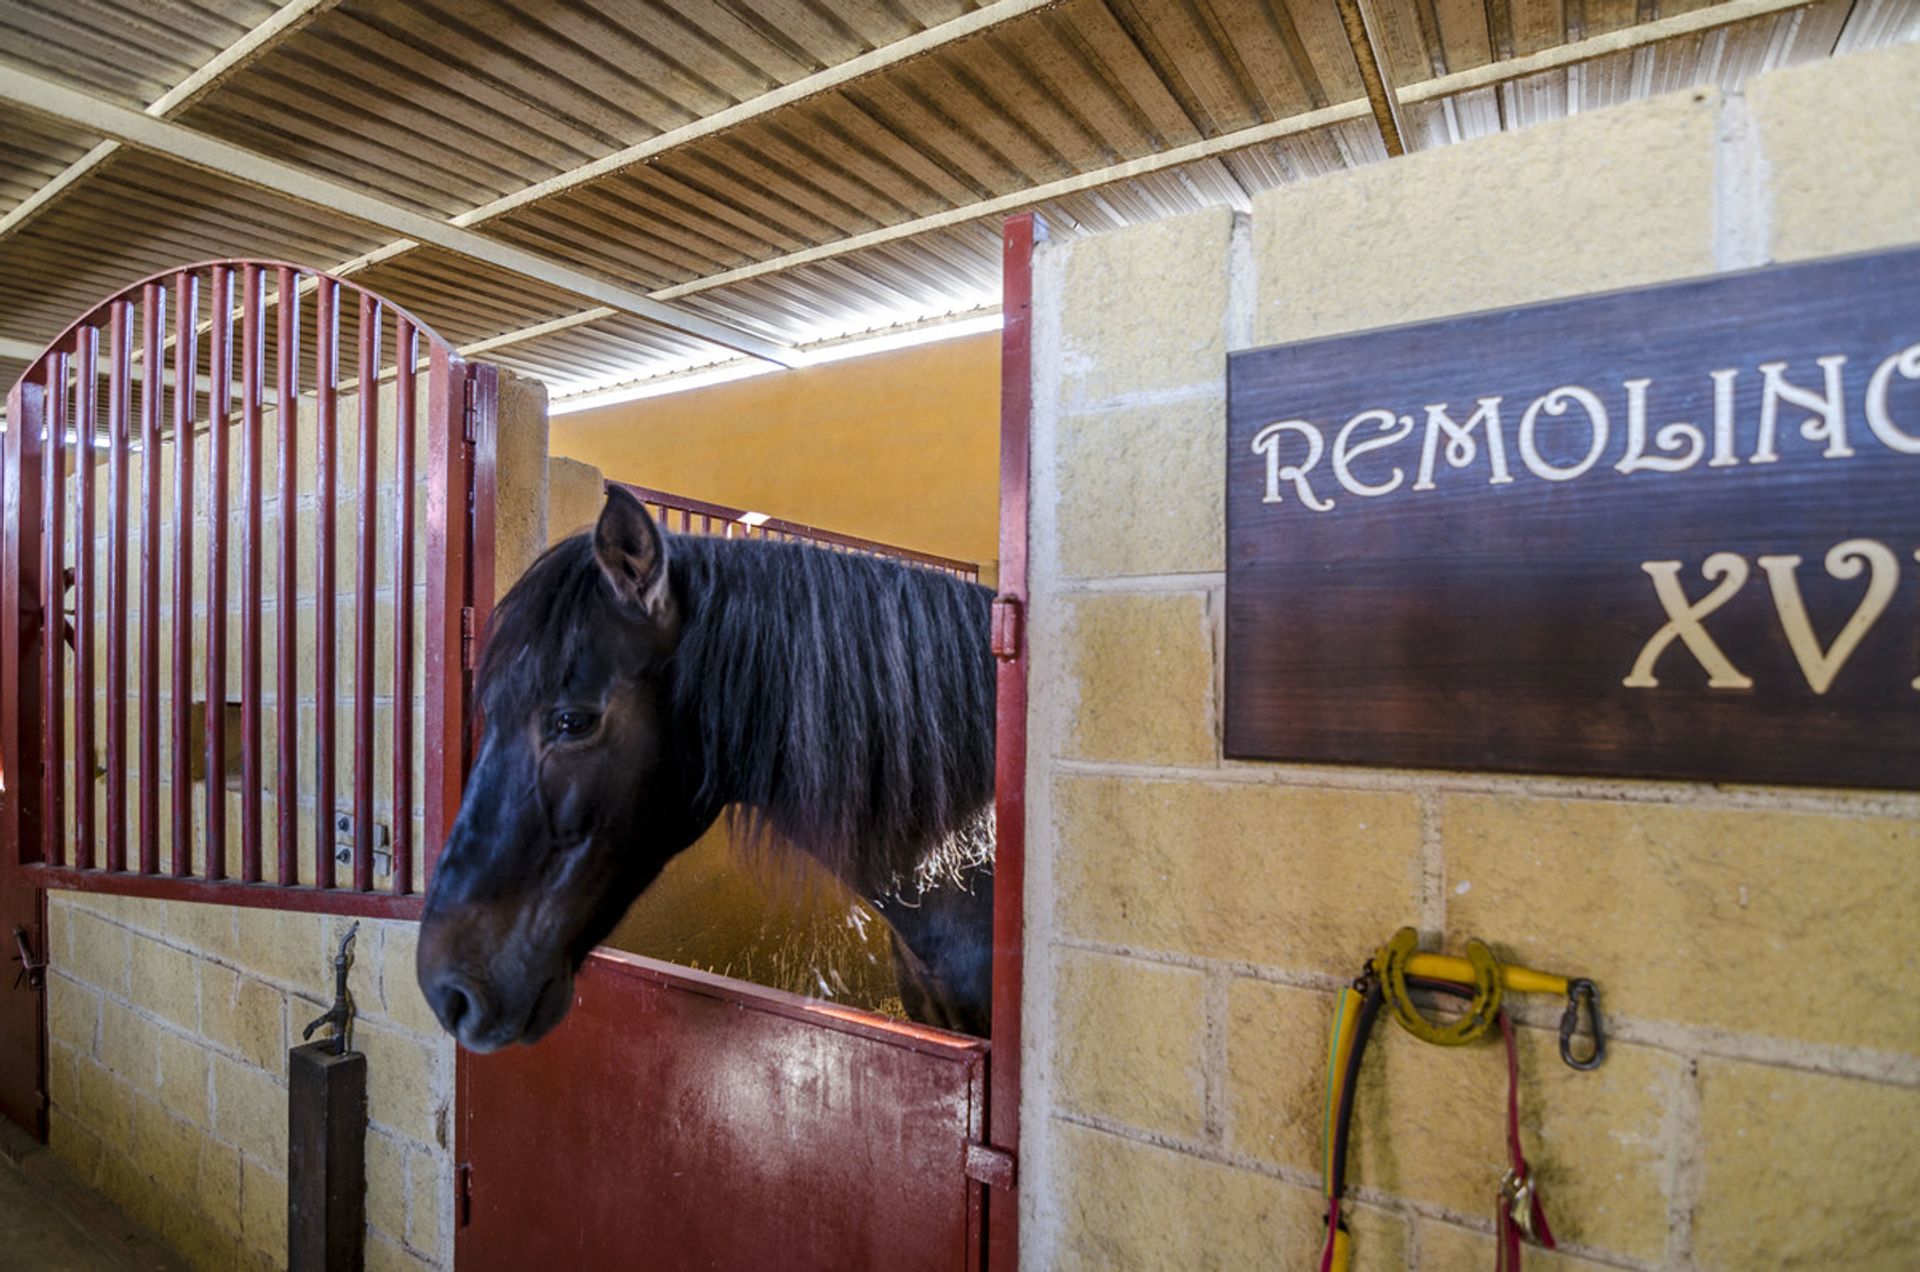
<box><xmin>1317</xmin><ymin>930</ymin><xmax>1604</xmax><ymax>1272</ymax></box>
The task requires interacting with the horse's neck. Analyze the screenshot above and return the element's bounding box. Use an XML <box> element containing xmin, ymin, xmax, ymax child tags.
<box><xmin>670</xmin><ymin>538</ymin><xmax>994</xmax><ymax>902</ymax></box>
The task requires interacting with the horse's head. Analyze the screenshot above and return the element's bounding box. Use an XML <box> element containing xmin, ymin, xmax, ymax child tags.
<box><xmin>416</xmin><ymin>488</ymin><xmax>709</xmax><ymax>1051</ymax></box>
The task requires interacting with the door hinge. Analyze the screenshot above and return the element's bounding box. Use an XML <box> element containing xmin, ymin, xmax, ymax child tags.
<box><xmin>11</xmin><ymin>924</ymin><xmax>46</xmax><ymax>992</ymax></box>
<box><xmin>457</xmin><ymin>1162</ymin><xmax>473</xmax><ymax>1227</ymax></box>
<box><xmin>963</xmin><ymin>1142</ymin><xmax>1016</xmax><ymax>1191</ymax></box>
<box><xmin>461</xmin><ymin>376</ymin><xmax>478</xmax><ymax>444</ymax></box>
<box><xmin>460</xmin><ymin>607</ymin><xmax>476</xmax><ymax>670</ymax></box>
<box><xmin>989</xmin><ymin>596</ymin><xmax>1023</xmax><ymax>662</ymax></box>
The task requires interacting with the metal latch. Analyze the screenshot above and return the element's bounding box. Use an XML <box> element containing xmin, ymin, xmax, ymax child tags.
<box><xmin>11</xmin><ymin>925</ymin><xmax>46</xmax><ymax>992</ymax></box>
<box><xmin>963</xmin><ymin>1142</ymin><xmax>1016</xmax><ymax>1190</ymax></box>
<box><xmin>989</xmin><ymin>596</ymin><xmax>1023</xmax><ymax>662</ymax></box>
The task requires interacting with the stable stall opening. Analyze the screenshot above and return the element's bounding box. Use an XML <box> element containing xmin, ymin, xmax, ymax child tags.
<box><xmin>597</xmin><ymin>479</ymin><xmax>980</xmax><ymax>1020</ymax></box>
<box><xmin>450</xmin><ymin>217</ymin><xmax>1038</xmax><ymax>1272</ymax></box>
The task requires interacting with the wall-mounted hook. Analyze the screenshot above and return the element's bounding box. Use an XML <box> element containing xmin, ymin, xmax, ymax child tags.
<box><xmin>300</xmin><ymin>922</ymin><xmax>359</xmax><ymax>1056</ymax></box>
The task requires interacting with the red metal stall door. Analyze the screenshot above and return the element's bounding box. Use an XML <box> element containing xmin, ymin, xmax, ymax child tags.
<box><xmin>0</xmin><ymin>878</ymin><xmax>41</xmax><ymax>1138</ymax></box>
<box><xmin>459</xmin><ymin>950</ymin><xmax>988</xmax><ymax>1271</ymax></box>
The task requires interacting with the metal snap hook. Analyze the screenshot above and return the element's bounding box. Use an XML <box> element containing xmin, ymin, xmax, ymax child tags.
<box><xmin>1559</xmin><ymin>978</ymin><xmax>1604</xmax><ymax>1070</ymax></box>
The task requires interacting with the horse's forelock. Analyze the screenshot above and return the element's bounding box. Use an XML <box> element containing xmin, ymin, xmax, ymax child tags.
<box><xmin>476</xmin><ymin>534</ymin><xmax>619</xmax><ymax>717</ymax></box>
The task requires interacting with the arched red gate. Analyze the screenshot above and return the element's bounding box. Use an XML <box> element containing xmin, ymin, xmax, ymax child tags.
<box><xmin>0</xmin><ymin>261</ymin><xmax>495</xmax><ymax>1135</ymax></box>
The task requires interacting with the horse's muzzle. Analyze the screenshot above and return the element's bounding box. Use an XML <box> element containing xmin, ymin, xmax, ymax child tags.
<box><xmin>421</xmin><ymin>967</ymin><xmax>489</xmax><ymax>1039</ymax></box>
<box><xmin>420</xmin><ymin>961</ymin><xmax>574</xmax><ymax>1052</ymax></box>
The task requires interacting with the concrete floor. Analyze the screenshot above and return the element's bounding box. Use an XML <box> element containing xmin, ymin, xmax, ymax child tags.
<box><xmin>0</xmin><ymin>1121</ymin><xmax>185</xmax><ymax>1272</ymax></box>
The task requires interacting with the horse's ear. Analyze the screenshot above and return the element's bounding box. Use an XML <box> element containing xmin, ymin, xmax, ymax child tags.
<box><xmin>593</xmin><ymin>487</ymin><xmax>672</xmax><ymax>622</ymax></box>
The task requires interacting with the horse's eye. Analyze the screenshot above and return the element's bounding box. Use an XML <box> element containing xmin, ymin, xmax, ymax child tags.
<box><xmin>550</xmin><ymin>708</ymin><xmax>598</xmax><ymax>738</ymax></box>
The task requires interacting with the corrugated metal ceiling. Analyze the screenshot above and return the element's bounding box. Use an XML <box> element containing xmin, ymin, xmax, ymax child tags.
<box><xmin>1</xmin><ymin>0</ymin><xmax>1916</xmax><ymax>407</ymax></box>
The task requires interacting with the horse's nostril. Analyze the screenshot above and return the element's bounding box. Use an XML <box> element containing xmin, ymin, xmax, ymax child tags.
<box><xmin>427</xmin><ymin>971</ymin><xmax>484</xmax><ymax>1036</ymax></box>
<box><xmin>442</xmin><ymin>984</ymin><xmax>471</xmax><ymax>1030</ymax></box>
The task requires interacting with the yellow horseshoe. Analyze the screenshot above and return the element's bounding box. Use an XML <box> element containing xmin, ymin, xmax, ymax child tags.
<box><xmin>1371</xmin><ymin>927</ymin><xmax>1503</xmax><ymax>1047</ymax></box>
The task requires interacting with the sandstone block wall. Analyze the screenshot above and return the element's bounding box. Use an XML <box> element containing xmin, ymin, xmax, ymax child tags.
<box><xmin>1021</xmin><ymin>42</ymin><xmax>1920</xmax><ymax>1271</ymax></box>
<box><xmin>46</xmin><ymin>900</ymin><xmax>450</xmax><ymax>1270</ymax></box>
<box><xmin>42</xmin><ymin>366</ymin><xmax>549</xmax><ymax>1270</ymax></box>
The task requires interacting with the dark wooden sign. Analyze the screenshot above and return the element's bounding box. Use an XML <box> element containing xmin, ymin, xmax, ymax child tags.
<box><xmin>1225</xmin><ymin>247</ymin><xmax>1920</xmax><ymax>790</ymax></box>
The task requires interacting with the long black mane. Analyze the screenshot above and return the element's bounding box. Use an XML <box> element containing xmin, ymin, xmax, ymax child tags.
<box><xmin>480</xmin><ymin>530</ymin><xmax>996</xmax><ymax>893</ymax></box>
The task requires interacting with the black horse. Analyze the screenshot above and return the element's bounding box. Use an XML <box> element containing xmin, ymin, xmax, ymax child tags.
<box><xmin>416</xmin><ymin>486</ymin><xmax>996</xmax><ymax>1051</ymax></box>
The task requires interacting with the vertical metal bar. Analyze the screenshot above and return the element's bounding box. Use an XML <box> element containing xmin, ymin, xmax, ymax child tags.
<box><xmin>392</xmin><ymin>319</ymin><xmax>417</xmax><ymax>895</ymax></box>
<box><xmin>73</xmin><ymin>327</ymin><xmax>97</xmax><ymax>871</ymax></box>
<box><xmin>106</xmin><ymin>302</ymin><xmax>131</xmax><ymax>872</ymax></box>
<box><xmin>171</xmin><ymin>270</ymin><xmax>198</xmax><ymax>877</ymax></box>
<box><xmin>139</xmin><ymin>284</ymin><xmax>163</xmax><ymax>875</ymax></box>
<box><xmin>5</xmin><ymin>375</ymin><xmax>47</xmax><ymax>878</ymax></box>
<box><xmin>205</xmin><ymin>265</ymin><xmax>231</xmax><ymax>881</ymax></box>
<box><xmin>315</xmin><ymin>276</ymin><xmax>339</xmax><ymax>890</ymax></box>
<box><xmin>240</xmin><ymin>265</ymin><xmax>265</xmax><ymax>883</ymax></box>
<box><xmin>353</xmin><ymin>294</ymin><xmax>379</xmax><ymax>892</ymax></box>
<box><xmin>41</xmin><ymin>351</ymin><xmax>68</xmax><ymax>869</ymax></box>
<box><xmin>422</xmin><ymin>348</ymin><xmax>471</xmax><ymax>881</ymax></box>
<box><xmin>467</xmin><ymin>366</ymin><xmax>498</xmax><ymax>758</ymax></box>
<box><xmin>275</xmin><ymin>267</ymin><xmax>300</xmax><ymax>885</ymax></box>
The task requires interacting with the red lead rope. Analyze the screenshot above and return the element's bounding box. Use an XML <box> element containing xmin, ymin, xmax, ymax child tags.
<box><xmin>1496</xmin><ymin>1009</ymin><xmax>1556</xmax><ymax>1270</ymax></box>
<box><xmin>1321</xmin><ymin>979</ymin><xmax>1556</xmax><ymax>1272</ymax></box>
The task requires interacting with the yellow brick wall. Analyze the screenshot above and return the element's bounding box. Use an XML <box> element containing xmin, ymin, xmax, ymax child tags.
<box><xmin>45</xmin><ymin>900</ymin><xmax>452</xmax><ymax>1270</ymax></box>
<box><xmin>1022</xmin><ymin>44</ymin><xmax>1920</xmax><ymax>1271</ymax></box>
<box><xmin>43</xmin><ymin>369</ymin><xmax>550</xmax><ymax>1271</ymax></box>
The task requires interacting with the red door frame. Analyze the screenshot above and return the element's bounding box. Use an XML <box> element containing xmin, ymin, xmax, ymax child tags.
<box><xmin>0</xmin><ymin>415</ymin><xmax>50</xmax><ymax>1139</ymax></box>
<box><xmin>2</xmin><ymin>263</ymin><xmax>480</xmax><ymax>916</ymax></box>
<box><xmin>985</xmin><ymin>210</ymin><xmax>1040</xmax><ymax>1270</ymax></box>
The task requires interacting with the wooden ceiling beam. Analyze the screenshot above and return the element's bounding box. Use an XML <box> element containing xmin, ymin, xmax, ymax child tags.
<box><xmin>657</xmin><ymin>0</ymin><xmax>1815</xmax><ymax>300</ymax></box>
<box><xmin>451</xmin><ymin>0</ymin><xmax>1061</xmax><ymax>231</ymax></box>
<box><xmin>0</xmin><ymin>0</ymin><xmax>345</xmax><ymax>245</ymax></box>
<box><xmin>310</xmin><ymin>1</ymin><xmax>1061</xmax><ymax>298</ymax></box>
<box><xmin>1336</xmin><ymin>0</ymin><xmax>1413</xmax><ymax>156</ymax></box>
<box><xmin>450</xmin><ymin>0</ymin><xmax>1813</xmax><ymax>364</ymax></box>
<box><xmin>0</xmin><ymin>64</ymin><xmax>800</xmax><ymax>366</ymax></box>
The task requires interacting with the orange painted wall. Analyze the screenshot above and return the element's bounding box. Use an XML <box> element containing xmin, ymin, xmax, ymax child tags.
<box><xmin>549</xmin><ymin>330</ymin><xmax>1002</xmax><ymax>581</ymax></box>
